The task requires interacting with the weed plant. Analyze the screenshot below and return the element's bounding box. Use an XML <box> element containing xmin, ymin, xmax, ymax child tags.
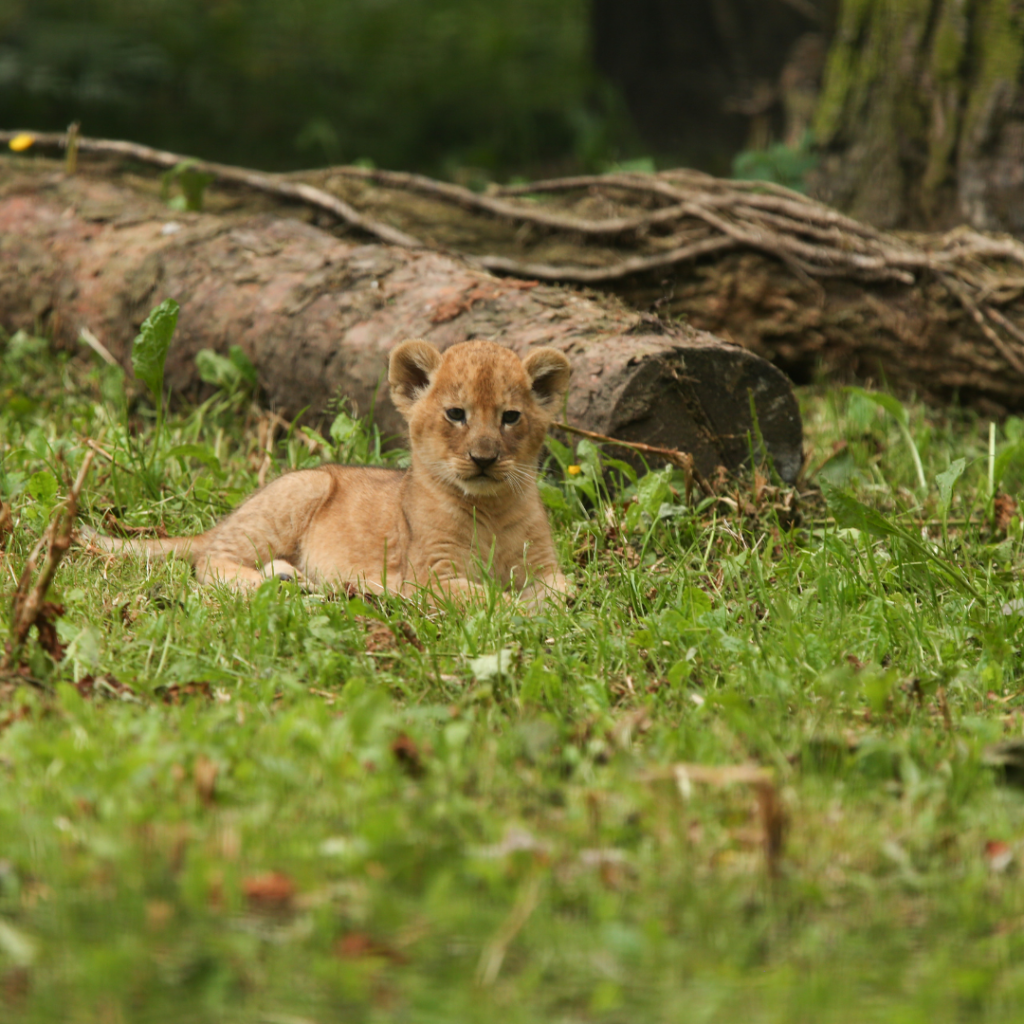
<box><xmin>3</xmin><ymin>324</ymin><xmax>1024</xmax><ymax>1022</ymax></box>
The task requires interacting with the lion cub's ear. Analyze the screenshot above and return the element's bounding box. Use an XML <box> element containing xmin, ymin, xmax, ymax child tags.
<box><xmin>523</xmin><ymin>348</ymin><xmax>572</xmax><ymax>412</ymax></box>
<box><xmin>389</xmin><ymin>339</ymin><xmax>443</xmax><ymax>416</ymax></box>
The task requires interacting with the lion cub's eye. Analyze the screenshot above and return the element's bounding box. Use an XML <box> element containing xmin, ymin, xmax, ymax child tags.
<box><xmin>446</xmin><ymin>408</ymin><xmax>466</xmax><ymax>423</ymax></box>
<box><xmin>501</xmin><ymin>410</ymin><xmax>521</xmax><ymax>426</ymax></box>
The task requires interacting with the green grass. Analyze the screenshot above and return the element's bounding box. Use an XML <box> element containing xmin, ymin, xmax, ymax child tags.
<box><xmin>4</xmin><ymin>330</ymin><xmax>1024</xmax><ymax>1022</ymax></box>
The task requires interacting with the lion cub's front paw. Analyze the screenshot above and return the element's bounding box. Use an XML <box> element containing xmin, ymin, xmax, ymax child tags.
<box><xmin>261</xmin><ymin>559</ymin><xmax>309</xmax><ymax>589</ymax></box>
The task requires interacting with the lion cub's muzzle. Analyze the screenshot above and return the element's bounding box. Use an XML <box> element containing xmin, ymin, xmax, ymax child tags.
<box><xmin>470</xmin><ymin>453</ymin><xmax>498</xmax><ymax>472</ymax></box>
<box><xmin>466</xmin><ymin>436</ymin><xmax>501</xmax><ymax>478</ymax></box>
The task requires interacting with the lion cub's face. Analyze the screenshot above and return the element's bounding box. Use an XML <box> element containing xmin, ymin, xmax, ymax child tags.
<box><xmin>389</xmin><ymin>340</ymin><xmax>571</xmax><ymax>499</ymax></box>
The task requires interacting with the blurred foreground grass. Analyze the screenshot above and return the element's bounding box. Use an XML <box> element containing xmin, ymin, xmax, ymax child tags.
<box><xmin>3</xmin><ymin>328</ymin><xmax>1024</xmax><ymax>1022</ymax></box>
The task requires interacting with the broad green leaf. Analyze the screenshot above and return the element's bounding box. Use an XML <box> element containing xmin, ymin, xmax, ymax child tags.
<box><xmin>132</xmin><ymin>298</ymin><xmax>179</xmax><ymax>405</ymax></box>
<box><xmin>936</xmin><ymin>458</ymin><xmax>966</xmax><ymax>515</ymax></box>
<box><xmin>635</xmin><ymin>467</ymin><xmax>672</xmax><ymax>516</ymax></box>
<box><xmin>679</xmin><ymin>585</ymin><xmax>713</xmax><ymax>619</ymax></box>
<box><xmin>538</xmin><ymin>479</ymin><xmax>570</xmax><ymax>511</ymax></box>
<box><xmin>520</xmin><ymin>658</ymin><xmax>561</xmax><ymax>703</ymax></box>
<box><xmin>166</xmin><ymin>443</ymin><xmax>223</xmax><ymax>476</ymax></box>
<box><xmin>824</xmin><ymin>485</ymin><xmax>904</xmax><ymax>540</ymax></box>
<box><xmin>863</xmin><ymin>670</ymin><xmax>899</xmax><ymax>716</ymax></box>
<box><xmin>469</xmin><ymin>648</ymin><xmax>515</xmax><ymax>681</ymax></box>
<box><xmin>196</xmin><ymin>345</ymin><xmax>257</xmax><ymax>391</ymax></box>
<box><xmin>994</xmin><ymin>441</ymin><xmax>1024</xmax><ymax>490</ymax></box>
<box><xmin>228</xmin><ymin>345</ymin><xmax>258</xmax><ymax>386</ymax></box>
<box><xmin>823</xmin><ymin>483</ymin><xmax>980</xmax><ymax>599</ymax></box>
<box><xmin>544</xmin><ymin>435</ymin><xmax>573</xmax><ymax>469</ymax></box>
<box><xmin>26</xmin><ymin>470</ymin><xmax>57</xmax><ymax>505</ymax></box>
<box><xmin>601</xmin><ymin>456</ymin><xmax>638</xmax><ymax>486</ymax></box>
<box><xmin>161</xmin><ymin>159</ymin><xmax>213</xmax><ymax>212</ymax></box>
<box><xmin>196</xmin><ymin>349</ymin><xmax>238</xmax><ymax>389</ymax></box>
<box><xmin>846</xmin><ymin>386</ymin><xmax>909</xmax><ymax>426</ymax></box>
<box><xmin>330</xmin><ymin>410</ymin><xmax>360</xmax><ymax>444</ymax></box>
<box><xmin>179</xmin><ymin>167</ymin><xmax>214</xmax><ymax>211</ymax></box>
<box><xmin>575</xmin><ymin>439</ymin><xmax>603</xmax><ymax>477</ymax></box>
<box><xmin>846</xmin><ymin>386</ymin><xmax>925</xmax><ymax>491</ymax></box>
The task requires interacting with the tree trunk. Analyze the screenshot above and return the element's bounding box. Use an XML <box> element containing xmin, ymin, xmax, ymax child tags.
<box><xmin>0</xmin><ymin>163</ymin><xmax>804</xmax><ymax>482</ymax></box>
<box><xmin>812</xmin><ymin>0</ymin><xmax>1024</xmax><ymax>234</ymax></box>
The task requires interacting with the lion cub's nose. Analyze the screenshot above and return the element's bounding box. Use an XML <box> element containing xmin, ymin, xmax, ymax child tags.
<box><xmin>470</xmin><ymin>453</ymin><xmax>498</xmax><ymax>471</ymax></box>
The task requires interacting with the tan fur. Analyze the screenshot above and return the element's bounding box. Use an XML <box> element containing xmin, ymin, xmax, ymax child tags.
<box><xmin>85</xmin><ymin>340</ymin><xmax>572</xmax><ymax>605</ymax></box>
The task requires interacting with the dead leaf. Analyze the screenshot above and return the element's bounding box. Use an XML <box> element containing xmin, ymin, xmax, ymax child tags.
<box><xmin>391</xmin><ymin>732</ymin><xmax>427</xmax><ymax>777</ymax></box>
<box><xmin>73</xmin><ymin>674</ymin><xmax>138</xmax><ymax>701</ymax></box>
<box><xmin>2</xmin><ymin>966</ymin><xmax>30</xmax><ymax>1006</ymax></box>
<box><xmin>193</xmin><ymin>755</ymin><xmax>218</xmax><ymax>806</ymax></box>
<box><xmin>995</xmin><ymin>492</ymin><xmax>1019</xmax><ymax>533</ymax></box>
<box><xmin>985</xmin><ymin>840</ymin><xmax>1014</xmax><ymax>874</ymax></box>
<box><xmin>335</xmin><ymin>931</ymin><xmax>406</xmax><ymax>964</ymax></box>
<box><xmin>429</xmin><ymin>282</ymin><xmax>498</xmax><ymax>324</ymax></box>
<box><xmin>243</xmin><ymin>871</ymin><xmax>296</xmax><ymax>912</ymax></box>
<box><xmin>146</xmin><ymin>900</ymin><xmax>174</xmax><ymax>931</ymax></box>
<box><xmin>363</xmin><ymin>620</ymin><xmax>398</xmax><ymax>653</ymax></box>
<box><xmin>156</xmin><ymin>681</ymin><xmax>214</xmax><ymax>704</ymax></box>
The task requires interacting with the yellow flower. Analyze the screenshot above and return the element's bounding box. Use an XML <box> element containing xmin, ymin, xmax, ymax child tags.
<box><xmin>567</xmin><ymin>465</ymin><xmax>582</xmax><ymax>476</ymax></box>
<box><xmin>9</xmin><ymin>133</ymin><xmax>36</xmax><ymax>152</ymax></box>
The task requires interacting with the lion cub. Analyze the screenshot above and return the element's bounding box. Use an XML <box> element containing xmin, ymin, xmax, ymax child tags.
<box><xmin>87</xmin><ymin>339</ymin><xmax>571</xmax><ymax>604</ymax></box>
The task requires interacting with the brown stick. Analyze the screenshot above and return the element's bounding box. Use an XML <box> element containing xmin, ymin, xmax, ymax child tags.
<box><xmin>0</xmin><ymin>500</ymin><xmax>12</xmax><ymax>553</ymax></box>
<box><xmin>555</xmin><ymin>421</ymin><xmax>715</xmax><ymax>498</ymax></box>
<box><xmin>1</xmin><ymin>451</ymin><xmax>94</xmax><ymax>673</ymax></box>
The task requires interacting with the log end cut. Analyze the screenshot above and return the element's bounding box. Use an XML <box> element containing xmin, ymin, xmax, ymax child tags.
<box><xmin>599</xmin><ymin>327</ymin><xmax>804</xmax><ymax>483</ymax></box>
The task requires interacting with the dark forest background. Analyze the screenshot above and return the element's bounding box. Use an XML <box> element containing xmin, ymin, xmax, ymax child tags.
<box><xmin>0</xmin><ymin>0</ymin><xmax>832</xmax><ymax>182</ymax></box>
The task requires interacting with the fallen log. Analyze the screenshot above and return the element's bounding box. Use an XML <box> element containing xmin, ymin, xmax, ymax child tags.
<box><xmin>0</xmin><ymin>160</ymin><xmax>803</xmax><ymax>482</ymax></box>
<box><xmin>5</xmin><ymin>131</ymin><xmax>1024</xmax><ymax>414</ymax></box>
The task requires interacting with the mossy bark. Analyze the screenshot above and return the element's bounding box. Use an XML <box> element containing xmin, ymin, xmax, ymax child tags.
<box><xmin>812</xmin><ymin>0</ymin><xmax>1024</xmax><ymax>233</ymax></box>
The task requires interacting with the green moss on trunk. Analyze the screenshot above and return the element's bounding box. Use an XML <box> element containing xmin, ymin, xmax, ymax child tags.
<box><xmin>813</xmin><ymin>0</ymin><xmax>1024</xmax><ymax>231</ymax></box>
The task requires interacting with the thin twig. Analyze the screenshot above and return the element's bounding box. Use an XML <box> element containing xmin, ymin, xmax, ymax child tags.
<box><xmin>78</xmin><ymin>327</ymin><xmax>119</xmax><ymax>366</ymax></box>
<box><xmin>1</xmin><ymin>451</ymin><xmax>94</xmax><ymax>672</ymax></box>
<box><xmin>555</xmin><ymin>421</ymin><xmax>714</xmax><ymax>498</ymax></box>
